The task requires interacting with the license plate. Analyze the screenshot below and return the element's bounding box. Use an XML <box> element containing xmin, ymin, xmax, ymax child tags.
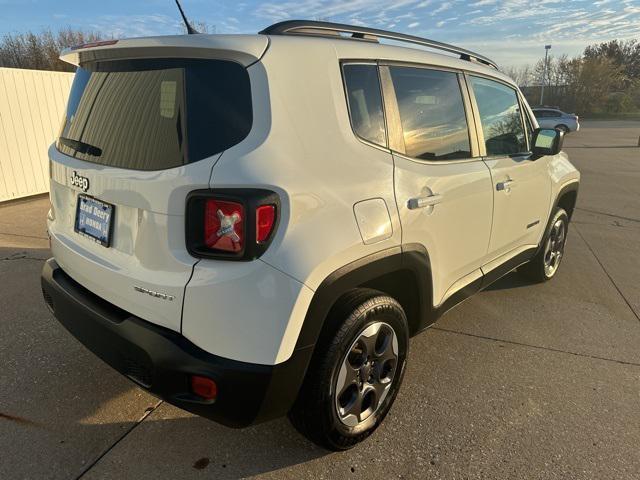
<box><xmin>74</xmin><ymin>195</ymin><xmax>114</xmax><ymax>247</ymax></box>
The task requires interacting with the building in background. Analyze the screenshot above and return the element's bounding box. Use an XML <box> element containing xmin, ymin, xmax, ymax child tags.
<box><xmin>0</xmin><ymin>67</ymin><xmax>73</xmax><ymax>202</ymax></box>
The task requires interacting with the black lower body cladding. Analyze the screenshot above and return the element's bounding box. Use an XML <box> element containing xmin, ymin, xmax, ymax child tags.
<box><xmin>40</xmin><ymin>259</ymin><xmax>311</xmax><ymax>427</ymax></box>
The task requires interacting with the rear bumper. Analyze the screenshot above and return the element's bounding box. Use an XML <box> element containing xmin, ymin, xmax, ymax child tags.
<box><xmin>41</xmin><ymin>258</ymin><xmax>312</xmax><ymax>428</ymax></box>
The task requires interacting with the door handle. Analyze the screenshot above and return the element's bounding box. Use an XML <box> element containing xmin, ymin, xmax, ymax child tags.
<box><xmin>407</xmin><ymin>193</ymin><xmax>443</xmax><ymax>210</ymax></box>
<box><xmin>496</xmin><ymin>179</ymin><xmax>515</xmax><ymax>191</ymax></box>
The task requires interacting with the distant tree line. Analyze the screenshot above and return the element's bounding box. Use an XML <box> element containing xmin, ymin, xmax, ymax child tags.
<box><xmin>1</xmin><ymin>28</ymin><xmax>638</xmax><ymax>116</ymax></box>
<box><xmin>0</xmin><ymin>29</ymin><xmax>101</xmax><ymax>72</ymax></box>
<box><xmin>0</xmin><ymin>23</ymin><xmax>215</xmax><ymax>72</ymax></box>
<box><xmin>505</xmin><ymin>39</ymin><xmax>640</xmax><ymax>115</ymax></box>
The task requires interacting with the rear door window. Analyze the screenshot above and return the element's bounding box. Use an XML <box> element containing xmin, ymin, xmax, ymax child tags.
<box><xmin>469</xmin><ymin>76</ymin><xmax>527</xmax><ymax>156</ymax></box>
<box><xmin>58</xmin><ymin>59</ymin><xmax>252</xmax><ymax>171</ymax></box>
<box><xmin>388</xmin><ymin>66</ymin><xmax>471</xmax><ymax>160</ymax></box>
<box><xmin>342</xmin><ymin>64</ymin><xmax>387</xmax><ymax>147</ymax></box>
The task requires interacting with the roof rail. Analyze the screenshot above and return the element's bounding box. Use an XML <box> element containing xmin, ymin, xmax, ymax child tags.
<box><xmin>259</xmin><ymin>20</ymin><xmax>498</xmax><ymax>70</ymax></box>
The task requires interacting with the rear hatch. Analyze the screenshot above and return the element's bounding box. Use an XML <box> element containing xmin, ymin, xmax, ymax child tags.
<box><xmin>48</xmin><ymin>35</ymin><xmax>266</xmax><ymax>332</ymax></box>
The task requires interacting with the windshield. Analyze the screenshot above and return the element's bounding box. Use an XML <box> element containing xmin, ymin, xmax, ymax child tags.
<box><xmin>57</xmin><ymin>58</ymin><xmax>252</xmax><ymax>170</ymax></box>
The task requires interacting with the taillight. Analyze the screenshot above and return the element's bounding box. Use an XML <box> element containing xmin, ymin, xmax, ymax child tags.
<box><xmin>204</xmin><ymin>199</ymin><xmax>245</xmax><ymax>253</ymax></box>
<box><xmin>186</xmin><ymin>189</ymin><xmax>279</xmax><ymax>261</ymax></box>
<box><xmin>256</xmin><ymin>205</ymin><xmax>276</xmax><ymax>243</ymax></box>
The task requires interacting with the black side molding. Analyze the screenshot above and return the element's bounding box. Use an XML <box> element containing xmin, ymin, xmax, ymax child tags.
<box><xmin>294</xmin><ymin>244</ymin><xmax>436</xmax><ymax>352</ymax></box>
<box><xmin>553</xmin><ymin>181</ymin><xmax>579</xmax><ymax>221</ymax></box>
<box><xmin>294</xmin><ymin>240</ymin><xmax>542</xmax><ymax>357</ymax></box>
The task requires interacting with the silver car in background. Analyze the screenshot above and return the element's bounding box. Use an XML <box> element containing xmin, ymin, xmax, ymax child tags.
<box><xmin>532</xmin><ymin>107</ymin><xmax>580</xmax><ymax>133</ymax></box>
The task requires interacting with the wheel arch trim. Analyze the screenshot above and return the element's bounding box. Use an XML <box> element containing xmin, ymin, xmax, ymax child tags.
<box><xmin>294</xmin><ymin>243</ymin><xmax>433</xmax><ymax>352</ymax></box>
<box><xmin>536</xmin><ymin>180</ymin><xmax>579</xmax><ymax>260</ymax></box>
<box><xmin>553</xmin><ymin>180</ymin><xmax>579</xmax><ymax>220</ymax></box>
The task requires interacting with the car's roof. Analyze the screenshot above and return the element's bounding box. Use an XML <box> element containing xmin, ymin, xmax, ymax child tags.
<box><xmin>62</xmin><ymin>32</ymin><xmax>516</xmax><ymax>87</ymax></box>
<box><xmin>267</xmin><ymin>34</ymin><xmax>516</xmax><ymax>86</ymax></box>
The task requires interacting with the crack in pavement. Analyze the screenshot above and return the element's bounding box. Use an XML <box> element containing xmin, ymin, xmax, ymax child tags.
<box><xmin>571</xmin><ymin>220</ymin><xmax>640</xmax><ymax>230</ymax></box>
<box><xmin>575</xmin><ymin>207</ymin><xmax>640</xmax><ymax>224</ymax></box>
<box><xmin>0</xmin><ymin>231</ymin><xmax>49</xmax><ymax>239</ymax></box>
<box><xmin>1</xmin><ymin>253</ymin><xmax>48</xmax><ymax>261</ymax></box>
<box><xmin>573</xmin><ymin>220</ymin><xmax>640</xmax><ymax>231</ymax></box>
<box><xmin>430</xmin><ymin>214</ymin><xmax>640</xmax><ymax>368</ymax></box>
<box><xmin>75</xmin><ymin>400</ymin><xmax>163</xmax><ymax>480</ymax></box>
<box><xmin>574</xmin><ymin>225</ymin><xmax>640</xmax><ymax>324</ymax></box>
<box><xmin>0</xmin><ymin>412</ymin><xmax>45</xmax><ymax>428</ymax></box>
<box><xmin>431</xmin><ymin>327</ymin><xmax>640</xmax><ymax>367</ymax></box>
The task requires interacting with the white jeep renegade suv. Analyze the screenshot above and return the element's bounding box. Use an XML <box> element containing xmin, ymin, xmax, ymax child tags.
<box><xmin>41</xmin><ymin>21</ymin><xmax>580</xmax><ymax>450</ymax></box>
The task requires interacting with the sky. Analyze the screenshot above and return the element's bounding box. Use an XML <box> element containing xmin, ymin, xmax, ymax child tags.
<box><xmin>1</xmin><ymin>0</ymin><xmax>639</xmax><ymax>68</ymax></box>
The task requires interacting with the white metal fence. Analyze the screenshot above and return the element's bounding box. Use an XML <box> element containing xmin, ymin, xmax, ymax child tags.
<box><xmin>0</xmin><ymin>67</ymin><xmax>73</xmax><ymax>202</ymax></box>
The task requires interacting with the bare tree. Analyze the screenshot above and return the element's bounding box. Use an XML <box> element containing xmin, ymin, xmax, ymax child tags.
<box><xmin>503</xmin><ymin>64</ymin><xmax>534</xmax><ymax>87</ymax></box>
<box><xmin>0</xmin><ymin>28</ymin><xmax>102</xmax><ymax>72</ymax></box>
<box><xmin>523</xmin><ymin>52</ymin><xmax>630</xmax><ymax>114</ymax></box>
<box><xmin>180</xmin><ymin>20</ymin><xmax>216</xmax><ymax>34</ymax></box>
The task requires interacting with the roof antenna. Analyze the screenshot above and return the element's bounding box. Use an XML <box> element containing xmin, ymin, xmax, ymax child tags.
<box><xmin>174</xmin><ymin>0</ymin><xmax>199</xmax><ymax>34</ymax></box>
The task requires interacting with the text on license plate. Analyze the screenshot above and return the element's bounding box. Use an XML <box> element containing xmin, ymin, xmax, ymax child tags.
<box><xmin>74</xmin><ymin>195</ymin><xmax>114</xmax><ymax>247</ymax></box>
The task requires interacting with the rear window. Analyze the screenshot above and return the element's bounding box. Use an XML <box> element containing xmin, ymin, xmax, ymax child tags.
<box><xmin>342</xmin><ymin>64</ymin><xmax>387</xmax><ymax>147</ymax></box>
<box><xmin>57</xmin><ymin>59</ymin><xmax>252</xmax><ymax>170</ymax></box>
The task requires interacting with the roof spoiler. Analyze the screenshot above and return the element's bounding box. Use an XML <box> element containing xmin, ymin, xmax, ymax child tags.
<box><xmin>60</xmin><ymin>35</ymin><xmax>269</xmax><ymax>68</ymax></box>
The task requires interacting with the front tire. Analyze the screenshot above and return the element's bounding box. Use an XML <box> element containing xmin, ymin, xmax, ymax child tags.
<box><xmin>555</xmin><ymin>124</ymin><xmax>570</xmax><ymax>133</ymax></box>
<box><xmin>520</xmin><ymin>207</ymin><xmax>569</xmax><ymax>282</ymax></box>
<box><xmin>289</xmin><ymin>289</ymin><xmax>409</xmax><ymax>450</ymax></box>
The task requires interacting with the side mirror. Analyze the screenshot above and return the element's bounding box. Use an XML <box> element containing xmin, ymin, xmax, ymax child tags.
<box><xmin>531</xmin><ymin>128</ymin><xmax>564</xmax><ymax>158</ymax></box>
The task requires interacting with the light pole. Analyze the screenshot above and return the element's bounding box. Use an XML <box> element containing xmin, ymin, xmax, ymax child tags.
<box><xmin>539</xmin><ymin>44</ymin><xmax>552</xmax><ymax>106</ymax></box>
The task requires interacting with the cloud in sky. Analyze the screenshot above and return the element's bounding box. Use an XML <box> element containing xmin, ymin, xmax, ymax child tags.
<box><xmin>84</xmin><ymin>14</ymin><xmax>181</xmax><ymax>39</ymax></box>
<box><xmin>431</xmin><ymin>1</ymin><xmax>452</xmax><ymax>15</ymax></box>
<box><xmin>0</xmin><ymin>0</ymin><xmax>638</xmax><ymax>67</ymax></box>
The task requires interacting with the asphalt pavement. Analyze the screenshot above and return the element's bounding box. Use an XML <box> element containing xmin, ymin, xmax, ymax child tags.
<box><xmin>1</xmin><ymin>120</ymin><xmax>639</xmax><ymax>479</ymax></box>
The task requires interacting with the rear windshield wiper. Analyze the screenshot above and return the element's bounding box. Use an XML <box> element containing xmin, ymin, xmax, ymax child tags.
<box><xmin>58</xmin><ymin>137</ymin><xmax>103</xmax><ymax>157</ymax></box>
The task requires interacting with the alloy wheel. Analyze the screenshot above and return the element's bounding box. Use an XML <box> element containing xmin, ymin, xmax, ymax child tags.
<box><xmin>334</xmin><ymin>322</ymin><xmax>399</xmax><ymax>427</ymax></box>
<box><xmin>544</xmin><ymin>218</ymin><xmax>566</xmax><ymax>277</ymax></box>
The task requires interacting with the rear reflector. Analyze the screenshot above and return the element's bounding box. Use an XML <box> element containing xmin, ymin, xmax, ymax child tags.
<box><xmin>191</xmin><ymin>375</ymin><xmax>217</xmax><ymax>400</ymax></box>
<box><xmin>204</xmin><ymin>199</ymin><xmax>244</xmax><ymax>253</ymax></box>
<box><xmin>256</xmin><ymin>205</ymin><xmax>276</xmax><ymax>243</ymax></box>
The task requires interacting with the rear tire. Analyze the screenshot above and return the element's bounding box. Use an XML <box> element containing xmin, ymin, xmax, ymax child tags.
<box><xmin>519</xmin><ymin>207</ymin><xmax>569</xmax><ymax>283</ymax></box>
<box><xmin>555</xmin><ymin>124</ymin><xmax>569</xmax><ymax>133</ymax></box>
<box><xmin>288</xmin><ymin>289</ymin><xmax>409</xmax><ymax>451</ymax></box>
